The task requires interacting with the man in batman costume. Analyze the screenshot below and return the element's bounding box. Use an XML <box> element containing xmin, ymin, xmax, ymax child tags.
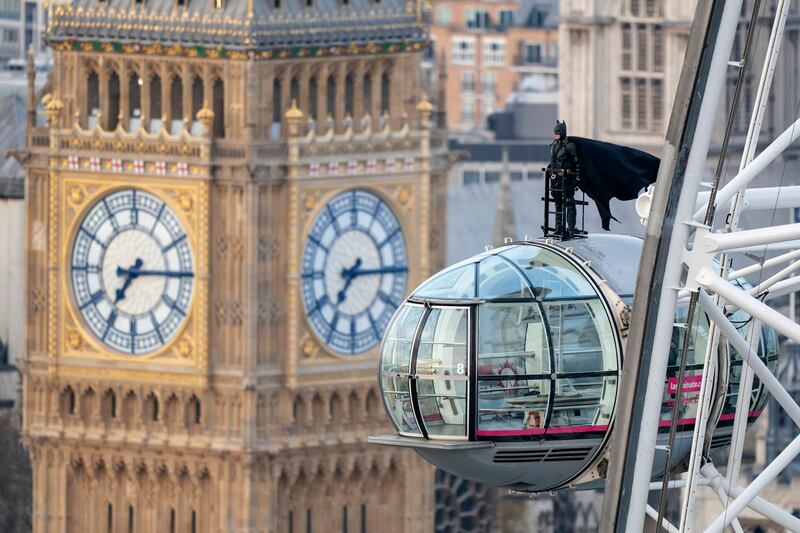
<box><xmin>546</xmin><ymin>120</ymin><xmax>579</xmax><ymax>239</ymax></box>
<box><xmin>545</xmin><ymin>120</ymin><xmax>660</xmax><ymax>234</ymax></box>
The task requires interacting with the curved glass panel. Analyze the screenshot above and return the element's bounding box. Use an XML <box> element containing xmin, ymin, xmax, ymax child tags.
<box><xmin>659</xmin><ymin>308</ymin><xmax>710</xmax><ymax>427</ymax></box>
<box><xmin>379</xmin><ymin>304</ymin><xmax>424</xmax><ymax>435</ymax></box>
<box><xmin>417</xmin><ymin>308</ymin><xmax>469</xmax><ymax>377</ymax></box>
<box><xmin>477</xmin><ymin>255</ymin><xmax>534</xmax><ymax>300</ymax></box>
<box><xmin>381</xmin><ymin>374</ymin><xmax>421</xmax><ymax>434</ymax></box>
<box><xmin>380</xmin><ymin>304</ymin><xmax>424</xmax><ymax>374</ymax></box>
<box><xmin>477</xmin><ymin>303</ymin><xmax>549</xmax><ymax>377</ymax></box>
<box><xmin>413</xmin><ymin>264</ymin><xmax>476</xmax><ymax>300</ymax></box>
<box><xmin>546</xmin><ymin>299</ymin><xmax>618</xmax><ymax>433</ymax></box>
<box><xmin>719</xmin><ymin>309</ymin><xmax>780</xmax><ymax>421</ymax></box>
<box><xmin>416</xmin><ymin>307</ymin><xmax>469</xmax><ymax>437</ymax></box>
<box><xmin>499</xmin><ymin>245</ymin><xmax>597</xmax><ymax>300</ymax></box>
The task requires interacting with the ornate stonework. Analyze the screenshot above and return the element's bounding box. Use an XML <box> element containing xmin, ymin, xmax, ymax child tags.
<box><xmin>19</xmin><ymin>3</ymin><xmax>449</xmax><ymax>531</ymax></box>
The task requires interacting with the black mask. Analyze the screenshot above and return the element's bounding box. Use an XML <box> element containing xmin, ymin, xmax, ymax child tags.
<box><xmin>554</xmin><ymin>121</ymin><xmax>567</xmax><ymax>138</ymax></box>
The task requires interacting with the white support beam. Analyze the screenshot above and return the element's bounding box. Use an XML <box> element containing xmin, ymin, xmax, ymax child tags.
<box><xmin>645</xmin><ymin>505</ymin><xmax>680</xmax><ymax>533</ymax></box>
<box><xmin>762</xmin><ymin>276</ymin><xmax>800</xmax><ymax>301</ymax></box>
<box><xmin>695</xmin><ymin>186</ymin><xmax>800</xmax><ymax>213</ymax></box>
<box><xmin>698</xmin><ymin>268</ymin><xmax>800</xmax><ymax>344</ymax></box>
<box><xmin>748</xmin><ymin>259</ymin><xmax>800</xmax><ymax>296</ymax></box>
<box><xmin>694</xmin><ymin>115</ymin><xmax>800</xmax><ymax>220</ymax></box>
<box><xmin>700</xmin><ymin>464</ymin><xmax>800</xmax><ymax>531</ymax></box>
<box><xmin>700</xmin><ymin>223</ymin><xmax>800</xmax><ymax>254</ymax></box>
<box><xmin>728</xmin><ymin>248</ymin><xmax>800</xmax><ymax>279</ymax></box>
<box><xmin>726</xmin><ymin>240</ymin><xmax>800</xmax><ymax>254</ymax></box>
<box><xmin>704</xmin><ymin>433</ymin><xmax>800</xmax><ymax>532</ymax></box>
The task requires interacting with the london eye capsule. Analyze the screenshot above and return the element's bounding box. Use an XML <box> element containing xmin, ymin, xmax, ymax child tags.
<box><xmin>369</xmin><ymin>234</ymin><xmax>778</xmax><ymax>492</ymax></box>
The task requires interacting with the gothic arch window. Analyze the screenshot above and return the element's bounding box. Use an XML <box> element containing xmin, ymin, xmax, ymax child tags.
<box><xmin>365</xmin><ymin>388</ymin><xmax>380</xmax><ymax>418</ymax></box>
<box><xmin>312</xmin><ymin>394</ymin><xmax>326</xmax><ymax>423</ymax></box>
<box><xmin>87</xmin><ymin>70</ymin><xmax>99</xmax><ymax>126</ymax></box>
<box><xmin>150</xmin><ymin>75</ymin><xmax>162</xmax><ymax>124</ymax></box>
<box><xmin>188</xmin><ymin>395</ymin><xmax>202</xmax><ymax>426</ymax></box>
<box><xmin>170</xmin><ymin>75</ymin><xmax>183</xmax><ymax>125</ymax></box>
<box><xmin>380</xmin><ymin>72</ymin><xmax>390</xmax><ymax>115</ymax></box>
<box><xmin>191</xmin><ymin>75</ymin><xmax>203</xmax><ymax>121</ymax></box>
<box><xmin>102</xmin><ymin>389</ymin><xmax>117</xmax><ymax>422</ymax></box>
<box><xmin>80</xmin><ymin>388</ymin><xmax>96</xmax><ymax>424</ymax></box>
<box><xmin>145</xmin><ymin>392</ymin><xmax>159</xmax><ymax>422</ymax></box>
<box><xmin>129</xmin><ymin>72</ymin><xmax>142</xmax><ymax>127</ymax></box>
<box><xmin>326</xmin><ymin>74</ymin><xmax>336</xmax><ymax>119</ymax></box>
<box><xmin>107</xmin><ymin>71</ymin><xmax>121</xmax><ymax>130</ymax></box>
<box><xmin>348</xmin><ymin>390</ymin><xmax>361</xmax><ymax>422</ymax></box>
<box><xmin>292</xmin><ymin>395</ymin><xmax>305</xmax><ymax>425</ymax></box>
<box><xmin>213</xmin><ymin>78</ymin><xmax>225</xmax><ymax>137</ymax></box>
<box><xmin>309</xmin><ymin>75</ymin><xmax>318</xmax><ymax>120</ymax></box>
<box><xmin>290</xmin><ymin>75</ymin><xmax>300</xmax><ymax>107</ymax></box>
<box><xmin>272</xmin><ymin>77</ymin><xmax>282</xmax><ymax>125</ymax></box>
<box><xmin>61</xmin><ymin>386</ymin><xmax>76</xmax><ymax>417</ymax></box>
<box><xmin>363</xmin><ymin>74</ymin><xmax>372</xmax><ymax>115</ymax></box>
<box><xmin>165</xmin><ymin>394</ymin><xmax>180</xmax><ymax>430</ymax></box>
<box><xmin>344</xmin><ymin>72</ymin><xmax>354</xmax><ymax>118</ymax></box>
<box><xmin>127</xmin><ymin>505</ymin><xmax>134</xmax><ymax>533</ymax></box>
<box><xmin>122</xmin><ymin>390</ymin><xmax>137</xmax><ymax>428</ymax></box>
<box><xmin>329</xmin><ymin>392</ymin><xmax>342</xmax><ymax>423</ymax></box>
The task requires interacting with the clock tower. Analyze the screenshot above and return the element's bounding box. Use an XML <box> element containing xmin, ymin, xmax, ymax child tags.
<box><xmin>18</xmin><ymin>0</ymin><xmax>448</xmax><ymax>530</ymax></box>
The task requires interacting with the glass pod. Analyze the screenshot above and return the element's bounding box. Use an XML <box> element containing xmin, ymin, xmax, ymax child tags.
<box><xmin>371</xmin><ymin>235</ymin><xmax>779</xmax><ymax>492</ymax></box>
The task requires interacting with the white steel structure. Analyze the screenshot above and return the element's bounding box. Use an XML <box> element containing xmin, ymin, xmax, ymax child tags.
<box><xmin>603</xmin><ymin>0</ymin><xmax>800</xmax><ymax>531</ymax></box>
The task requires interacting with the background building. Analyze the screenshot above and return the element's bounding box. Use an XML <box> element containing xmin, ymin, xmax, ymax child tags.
<box><xmin>18</xmin><ymin>0</ymin><xmax>452</xmax><ymax>530</ymax></box>
<box><xmin>427</xmin><ymin>0</ymin><xmax>558</xmax><ymax>132</ymax></box>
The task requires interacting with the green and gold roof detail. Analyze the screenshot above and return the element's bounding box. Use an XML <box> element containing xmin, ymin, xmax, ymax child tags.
<box><xmin>48</xmin><ymin>0</ymin><xmax>427</xmax><ymax>53</ymax></box>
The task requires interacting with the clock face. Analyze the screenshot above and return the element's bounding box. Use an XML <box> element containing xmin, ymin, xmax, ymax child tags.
<box><xmin>70</xmin><ymin>188</ymin><xmax>194</xmax><ymax>355</ymax></box>
<box><xmin>301</xmin><ymin>189</ymin><xmax>408</xmax><ymax>355</ymax></box>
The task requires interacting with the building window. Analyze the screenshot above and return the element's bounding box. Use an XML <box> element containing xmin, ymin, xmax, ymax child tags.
<box><xmin>621</xmin><ymin>77</ymin><xmax>632</xmax><ymax>130</ymax></box>
<box><xmin>499</xmin><ymin>9</ymin><xmax>514</xmax><ymax>28</ymax></box>
<box><xmin>435</xmin><ymin>6</ymin><xmax>451</xmax><ymax>25</ymax></box>
<box><xmin>107</xmin><ymin>72</ymin><xmax>120</xmax><ymax>130</ymax></box>
<box><xmin>482</xmin><ymin>38</ymin><xmax>506</xmax><ymax>65</ymax></box>
<box><xmin>463</xmin><ymin>170</ymin><xmax>480</xmax><ymax>185</ymax></box>
<box><xmin>461</xmin><ymin>99</ymin><xmax>474</xmax><ymax>125</ymax></box>
<box><xmin>452</xmin><ymin>37</ymin><xmax>476</xmax><ymax>65</ymax></box>
<box><xmin>213</xmin><ymin>78</ymin><xmax>225</xmax><ymax>137</ymax></box>
<box><xmin>621</xmin><ymin>24</ymin><xmax>632</xmax><ymax>70</ymax></box>
<box><xmin>466</xmin><ymin>8</ymin><xmax>490</xmax><ymax>29</ymax></box>
<box><xmin>485</xmin><ymin>171</ymin><xmax>500</xmax><ymax>183</ymax></box>
<box><xmin>525</xmin><ymin>43</ymin><xmax>542</xmax><ymax>64</ymax></box>
<box><xmin>652</xmin><ymin>25</ymin><xmax>663</xmax><ymax>72</ymax></box>
<box><xmin>424</xmin><ymin>41</ymin><xmax>435</xmax><ymax>61</ymax></box>
<box><xmin>510</xmin><ymin>171</ymin><xmax>523</xmax><ymax>182</ymax></box>
<box><xmin>461</xmin><ymin>71</ymin><xmax>475</xmax><ymax>92</ymax></box>
<box><xmin>481</xmin><ymin>71</ymin><xmax>495</xmax><ymax>94</ymax></box>
<box><xmin>636</xmin><ymin>78</ymin><xmax>647</xmax><ymax>130</ymax></box>
<box><xmin>652</xmin><ymin>79</ymin><xmax>663</xmax><ymax>129</ymax></box>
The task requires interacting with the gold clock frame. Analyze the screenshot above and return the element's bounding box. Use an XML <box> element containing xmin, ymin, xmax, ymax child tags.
<box><xmin>296</xmin><ymin>182</ymin><xmax>419</xmax><ymax>362</ymax></box>
<box><xmin>52</xmin><ymin>172</ymin><xmax>210</xmax><ymax>381</ymax></box>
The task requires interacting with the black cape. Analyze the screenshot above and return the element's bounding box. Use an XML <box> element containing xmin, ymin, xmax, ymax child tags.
<box><xmin>570</xmin><ymin>137</ymin><xmax>660</xmax><ymax>230</ymax></box>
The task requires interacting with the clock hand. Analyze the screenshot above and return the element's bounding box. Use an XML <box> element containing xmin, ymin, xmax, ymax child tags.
<box><xmin>337</xmin><ymin>257</ymin><xmax>363</xmax><ymax>304</ymax></box>
<box><xmin>114</xmin><ymin>258</ymin><xmax>144</xmax><ymax>302</ymax></box>
<box><xmin>116</xmin><ymin>268</ymin><xmax>194</xmax><ymax>278</ymax></box>
<box><xmin>345</xmin><ymin>266</ymin><xmax>409</xmax><ymax>279</ymax></box>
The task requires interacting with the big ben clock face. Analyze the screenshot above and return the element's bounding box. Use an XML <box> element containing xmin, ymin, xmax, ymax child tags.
<box><xmin>301</xmin><ymin>189</ymin><xmax>408</xmax><ymax>355</ymax></box>
<box><xmin>70</xmin><ymin>188</ymin><xmax>194</xmax><ymax>355</ymax></box>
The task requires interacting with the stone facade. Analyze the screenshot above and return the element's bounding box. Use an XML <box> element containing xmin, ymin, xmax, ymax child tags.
<box><xmin>18</xmin><ymin>2</ymin><xmax>449</xmax><ymax>531</ymax></box>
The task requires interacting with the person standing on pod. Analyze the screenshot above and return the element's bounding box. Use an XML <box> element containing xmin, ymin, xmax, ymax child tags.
<box><xmin>547</xmin><ymin>120</ymin><xmax>580</xmax><ymax>239</ymax></box>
